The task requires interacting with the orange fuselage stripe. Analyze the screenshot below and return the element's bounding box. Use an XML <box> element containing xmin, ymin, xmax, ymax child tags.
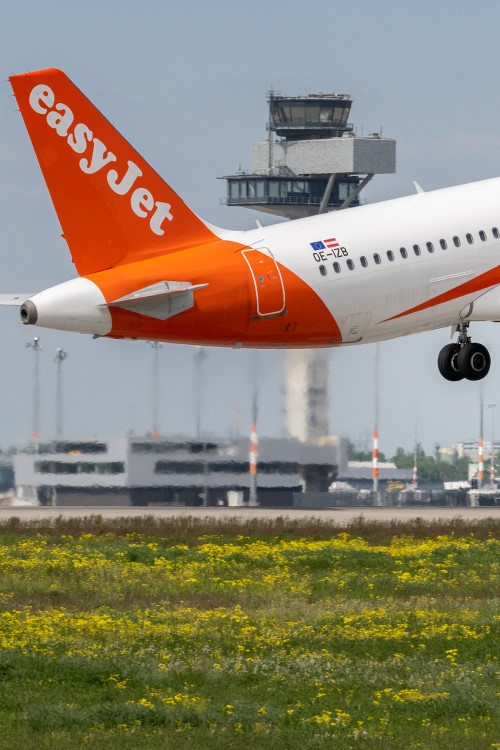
<box><xmin>382</xmin><ymin>264</ymin><xmax>500</xmax><ymax>323</ymax></box>
<box><xmin>87</xmin><ymin>245</ymin><xmax>342</xmax><ymax>347</ymax></box>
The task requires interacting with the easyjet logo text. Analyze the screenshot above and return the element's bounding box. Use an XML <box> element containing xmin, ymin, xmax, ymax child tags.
<box><xmin>29</xmin><ymin>83</ymin><xmax>173</xmax><ymax>236</ymax></box>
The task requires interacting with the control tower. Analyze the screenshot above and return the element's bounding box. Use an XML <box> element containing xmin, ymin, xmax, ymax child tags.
<box><xmin>222</xmin><ymin>90</ymin><xmax>396</xmax><ymax>220</ymax></box>
<box><xmin>222</xmin><ymin>89</ymin><xmax>396</xmax><ymax>443</ymax></box>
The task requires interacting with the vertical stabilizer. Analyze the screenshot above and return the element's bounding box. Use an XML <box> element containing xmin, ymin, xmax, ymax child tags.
<box><xmin>10</xmin><ymin>68</ymin><xmax>218</xmax><ymax>275</ymax></box>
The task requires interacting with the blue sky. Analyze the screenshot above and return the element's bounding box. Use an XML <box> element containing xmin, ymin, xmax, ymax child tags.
<box><xmin>1</xmin><ymin>0</ymin><xmax>500</xmax><ymax>455</ymax></box>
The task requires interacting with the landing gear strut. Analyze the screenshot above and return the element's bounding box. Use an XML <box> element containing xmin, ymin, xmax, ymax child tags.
<box><xmin>438</xmin><ymin>323</ymin><xmax>491</xmax><ymax>381</ymax></box>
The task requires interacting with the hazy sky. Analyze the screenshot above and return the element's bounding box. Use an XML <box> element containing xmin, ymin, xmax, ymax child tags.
<box><xmin>2</xmin><ymin>0</ymin><xmax>500</xmax><ymax>456</ymax></box>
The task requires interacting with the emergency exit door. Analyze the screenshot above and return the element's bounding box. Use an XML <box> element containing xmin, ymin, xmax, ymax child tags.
<box><xmin>242</xmin><ymin>248</ymin><xmax>286</xmax><ymax>317</ymax></box>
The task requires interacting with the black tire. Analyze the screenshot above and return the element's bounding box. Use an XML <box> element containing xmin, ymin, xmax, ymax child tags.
<box><xmin>456</xmin><ymin>343</ymin><xmax>491</xmax><ymax>381</ymax></box>
<box><xmin>437</xmin><ymin>343</ymin><xmax>463</xmax><ymax>381</ymax></box>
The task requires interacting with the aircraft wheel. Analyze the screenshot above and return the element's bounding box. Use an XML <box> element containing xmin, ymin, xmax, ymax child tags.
<box><xmin>437</xmin><ymin>343</ymin><xmax>463</xmax><ymax>381</ymax></box>
<box><xmin>456</xmin><ymin>343</ymin><xmax>491</xmax><ymax>381</ymax></box>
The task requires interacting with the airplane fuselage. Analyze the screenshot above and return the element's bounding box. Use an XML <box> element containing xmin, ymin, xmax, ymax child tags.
<box><xmin>261</xmin><ymin>176</ymin><xmax>500</xmax><ymax>347</ymax></box>
<box><xmin>26</xmin><ymin>176</ymin><xmax>500</xmax><ymax>350</ymax></box>
<box><xmin>7</xmin><ymin>68</ymin><xmax>500</xmax><ymax>381</ymax></box>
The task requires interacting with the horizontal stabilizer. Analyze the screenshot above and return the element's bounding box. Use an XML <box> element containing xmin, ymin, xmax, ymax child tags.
<box><xmin>105</xmin><ymin>281</ymin><xmax>208</xmax><ymax>320</ymax></box>
<box><xmin>0</xmin><ymin>294</ymin><xmax>33</xmax><ymax>305</ymax></box>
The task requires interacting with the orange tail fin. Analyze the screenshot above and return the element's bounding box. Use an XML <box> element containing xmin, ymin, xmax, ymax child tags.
<box><xmin>9</xmin><ymin>69</ymin><xmax>217</xmax><ymax>276</ymax></box>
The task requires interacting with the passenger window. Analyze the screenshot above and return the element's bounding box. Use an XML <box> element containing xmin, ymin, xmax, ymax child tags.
<box><xmin>493</xmin><ymin>227</ymin><xmax>500</xmax><ymax>239</ymax></box>
<box><xmin>333</xmin><ymin>262</ymin><xmax>341</xmax><ymax>273</ymax></box>
<box><xmin>453</xmin><ymin>236</ymin><xmax>461</xmax><ymax>247</ymax></box>
<box><xmin>360</xmin><ymin>256</ymin><xmax>368</xmax><ymax>268</ymax></box>
<box><xmin>440</xmin><ymin>239</ymin><xmax>447</xmax><ymax>249</ymax></box>
<box><xmin>319</xmin><ymin>265</ymin><xmax>327</xmax><ymax>276</ymax></box>
<box><xmin>413</xmin><ymin>244</ymin><xmax>421</xmax><ymax>256</ymax></box>
<box><xmin>426</xmin><ymin>242</ymin><xmax>434</xmax><ymax>253</ymax></box>
<box><xmin>400</xmin><ymin>247</ymin><xmax>408</xmax><ymax>259</ymax></box>
<box><xmin>373</xmin><ymin>253</ymin><xmax>381</xmax><ymax>265</ymax></box>
<box><xmin>479</xmin><ymin>230</ymin><xmax>487</xmax><ymax>241</ymax></box>
<box><xmin>346</xmin><ymin>259</ymin><xmax>355</xmax><ymax>270</ymax></box>
<box><xmin>466</xmin><ymin>233</ymin><xmax>474</xmax><ymax>244</ymax></box>
<box><xmin>387</xmin><ymin>251</ymin><xmax>394</xmax><ymax>261</ymax></box>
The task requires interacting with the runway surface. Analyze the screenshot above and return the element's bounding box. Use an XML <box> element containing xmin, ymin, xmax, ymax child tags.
<box><xmin>0</xmin><ymin>505</ymin><xmax>499</xmax><ymax>523</ymax></box>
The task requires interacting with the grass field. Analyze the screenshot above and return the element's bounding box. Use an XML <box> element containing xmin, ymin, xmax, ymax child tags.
<box><xmin>0</xmin><ymin>515</ymin><xmax>498</xmax><ymax>749</ymax></box>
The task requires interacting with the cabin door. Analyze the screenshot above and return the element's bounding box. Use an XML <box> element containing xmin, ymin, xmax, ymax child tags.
<box><xmin>242</xmin><ymin>248</ymin><xmax>286</xmax><ymax>317</ymax></box>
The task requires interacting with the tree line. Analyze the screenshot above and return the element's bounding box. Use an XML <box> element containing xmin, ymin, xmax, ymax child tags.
<box><xmin>347</xmin><ymin>442</ymin><xmax>472</xmax><ymax>483</ymax></box>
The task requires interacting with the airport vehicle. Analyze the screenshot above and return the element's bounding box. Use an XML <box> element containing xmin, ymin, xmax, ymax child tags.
<box><xmin>3</xmin><ymin>68</ymin><xmax>500</xmax><ymax>382</ymax></box>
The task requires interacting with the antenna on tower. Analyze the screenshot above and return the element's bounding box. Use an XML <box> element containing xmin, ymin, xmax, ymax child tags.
<box><xmin>54</xmin><ymin>347</ymin><xmax>68</xmax><ymax>438</ymax></box>
<box><xmin>26</xmin><ymin>337</ymin><xmax>42</xmax><ymax>441</ymax></box>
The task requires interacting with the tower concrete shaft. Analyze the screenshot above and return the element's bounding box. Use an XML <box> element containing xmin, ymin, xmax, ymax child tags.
<box><xmin>285</xmin><ymin>350</ymin><xmax>329</xmax><ymax>442</ymax></box>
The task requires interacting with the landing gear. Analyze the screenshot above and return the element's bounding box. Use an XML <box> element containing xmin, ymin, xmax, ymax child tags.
<box><xmin>438</xmin><ymin>323</ymin><xmax>491</xmax><ymax>381</ymax></box>
<box><xmin>456</xmin><ymin>343</ymin><xmax>490</xmax><ymax>381</ymax></box>
<box><xmin>437</xmin><ymin>343</ymin><xmax>463</xmax><ymax>381</ymax></box>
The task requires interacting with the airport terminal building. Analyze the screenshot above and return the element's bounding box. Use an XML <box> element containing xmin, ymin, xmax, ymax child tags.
<box><xmin>13</xmin><ymin>435</ymin><xmax>342</xmax><ymax>507</ymax></box>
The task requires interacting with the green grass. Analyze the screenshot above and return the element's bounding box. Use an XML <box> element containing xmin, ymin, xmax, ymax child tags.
<box><xmin>0</xmin><ymin>516</ymin><xmax>498</xmax><ymax>749</ymax></box>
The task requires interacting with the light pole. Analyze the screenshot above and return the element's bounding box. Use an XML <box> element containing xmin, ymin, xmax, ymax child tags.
<box><xmin>372</xmin><ymin>343</ymin><xmax>381</xmax><ymax>504</ymax></box>
<box><xmin>149</xmin><ymin>342</ymin><xmax>162</xmax><ymax>439</ymax></box>
<box><xmin>478</xmin><ymin>393</ymin><xmax>484</xmax><ymax>488</ymax></box>
<box><xmin>412</xmin><ymin>424</ymin><xmax>418</xmax><ymax>490</ymax></box>
<box><xmin>488</xmin><ymin>402</ymin><xmax>496</xmax><ymax>485</ymax></box>
<box><xmin>54</xmin><ymin>348</ymin><xmax>68</xmax><ymax>438</ymax></box>
<box><xmin>249</xmin><ymin>351</ymin><xmax>259</xmax><ymax>507</ymax></box>
<box><xmin>194</xmin><ymin>346</ymin><xmax>207</xmax><ymax>439</ymax></box>
<box><xmin>26</xmin><ymin>337</ymin><xmax>42</xmax><ymax>441</ymax></box>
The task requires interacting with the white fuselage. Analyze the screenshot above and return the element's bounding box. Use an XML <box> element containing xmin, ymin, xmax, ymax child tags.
<box><xmin>232</xmin><ymin>177</ymin><xmax>500</xmax><ymax>345</ymax></box>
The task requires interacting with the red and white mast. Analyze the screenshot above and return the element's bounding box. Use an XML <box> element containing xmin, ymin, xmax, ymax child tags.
<box><xmin>478</xmin><ymin>395</ymin><xmax>484</xmax><ymax>488</ymax></box>
<box><xmin>488</xmin><ymin>402</ymin><xmax>496</xmax><ymax>485</ymax></box>
<box><xmin>372</xmin><ymin>344</ymin><xmax>380</xmax><ymax>501</ymax></box>
<box><xmin>249</xmin><ymin>353</ymin><xmax>259</xmax><ymax>506</ymax></box>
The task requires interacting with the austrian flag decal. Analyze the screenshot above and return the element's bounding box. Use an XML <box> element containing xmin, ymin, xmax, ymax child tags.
<box><xmin>310</xmin><ymin>238</ymin><xmax>348</xmax><ymax>259</ymax></box>
<box><xmin>310</xmin><ymin>238</ymin><xmax>340</xmax><ymax>250</ymax></box>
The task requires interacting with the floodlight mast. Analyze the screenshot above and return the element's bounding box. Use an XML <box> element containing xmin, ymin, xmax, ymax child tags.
<box><xmin>249</xmin><ymin>352</ymin><xmax>259</xmax><ymax>507</ymax></box>
<box><xmin>26</xmin><ymin>336</ymin><xmax>42</xmax><ymax>441</ymax></box>
<box><xmin>478</xmin><ymin>393</ymin><xmax>484</xmax><ymax>488</ymax></box>
<box><xmin>412</xmin><ymin>423</ymin><xmax>418</xmax><ymax>490</ymax></box>
<box><xmin>488</xmin><ymin>402</ymin><xmax>496</xmax><ymax>485</ymax></box>
<box><xmin>194</xmin><ymin>346</ymin><xmax>207</xmax><ymax>439</ymax></box>
<box><xmin>149</xmin><ymin>341</ymin><xmax>162</xmax><ymax>439</ymax></box>
<box><xmin>372</xmin><ymin>343</ymin><xmax>380</xmax><ymax>503</ymax></box>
